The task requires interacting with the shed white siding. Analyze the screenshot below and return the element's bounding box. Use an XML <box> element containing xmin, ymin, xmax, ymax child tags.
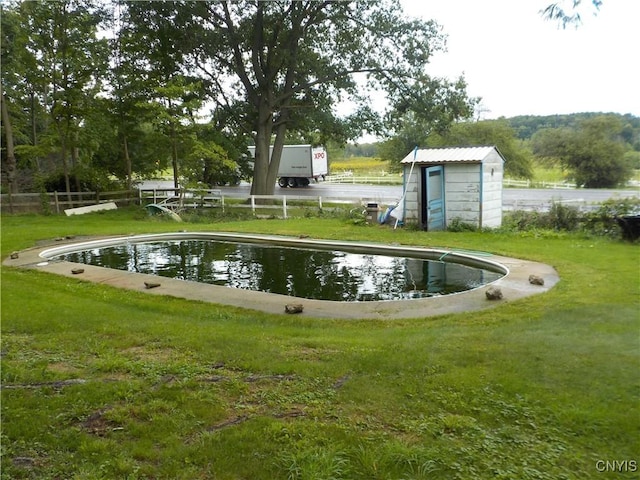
<box><xmin>443</xmin><ymin>163</ymin><xmax>481</xmax><ymax>225</ymax></box>
<box><xmin>479</xmin><ymin>149</ymin><xmax>504</xmax><ymax>228</ymax></box>
<box><xmin>399</xmin><ymin>146</ymin><xmax>504</xmax><ymax>230</ymax></box>
<box><xmin>402</xmin><ymin>168</ymin><xmax>420</xmax><ymax>223</ymax></box>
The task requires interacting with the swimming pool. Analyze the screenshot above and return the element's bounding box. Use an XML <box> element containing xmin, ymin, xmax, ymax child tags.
<box><xmin>6</xmin><ymin>232</ymin><xmax>558</xmax><ymax>319</ymax></box>
<box><xmin>52</xmin><ymin>236</ymin><xmax>505</xmax><ymax>301</ymax></box>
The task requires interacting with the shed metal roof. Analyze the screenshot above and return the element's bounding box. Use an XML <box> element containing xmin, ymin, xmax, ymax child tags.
<box><xmin>400</xmin><ymin>146</ymin><xmax>501</xmax><ymax>164</ymax></box>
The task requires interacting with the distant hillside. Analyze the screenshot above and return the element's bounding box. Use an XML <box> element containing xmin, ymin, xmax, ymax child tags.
<box><xmin>505</xmin><ymin>112</ymin><xmax>640</xmax><ymax>141</ymax></box>
<box><xmin>345</xmin><ymin>112</ymin><xmax>640</xmax><ymax>157</ymax></box>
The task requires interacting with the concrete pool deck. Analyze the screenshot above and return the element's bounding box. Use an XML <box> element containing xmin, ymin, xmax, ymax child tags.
<box><xmin>4</xmin><ymin>233</ymin><xmax>560</xmax><ymax>320</ymax></box>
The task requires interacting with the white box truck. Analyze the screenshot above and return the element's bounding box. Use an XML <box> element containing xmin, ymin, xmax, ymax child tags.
<box><xmin>248</xmin><ymin>144</ymin><xmax>328</xmax><ymax>188</ymax></box>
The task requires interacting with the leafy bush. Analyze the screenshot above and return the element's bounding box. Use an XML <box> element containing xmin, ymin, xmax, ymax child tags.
<box><xmin>39</xmin><ymin>167</ymin><xmax>122</xmax><ymax>192</ymax></box>
<box><xmin>447</xmin><ymin>217</ymin><xmax>479</xmax><ymax>232</ymax></box>
<box><xmin>545</xmin><ymin>202</ymin><xmax>581</xmax><ymax>231</ymax></box>
<box><xmin>501</xmin><ymin>210</ymin><xmax>547</xmax><ymax>232</ymax></box>
<box><xmin>582</xmin><ymin>197</ymin><xmax>640</xmax><ymax>239</ymax></box>
<box><xmin>502</xmin><ymin>197</ymin><xmax>640</xmax><ymax>240</ymax></box>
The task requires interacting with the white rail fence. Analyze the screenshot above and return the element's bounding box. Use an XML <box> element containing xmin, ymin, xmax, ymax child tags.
<box><xmin>3</xmin><ymin>185</ymin><xmax>632</xmax><ymax>216</ymax></box>
<box><xmin>322</xmin><ymin>176</ymin><xmax>598</xmax><ymax>189</ymax></box>
<box><xmin>503</xmin><ymin>178</ymin><xmax>577</xmax><ymax>189</ymax></box>
<box><xmin>139</xmin><ymin>188</ymin><xmax>398</xmax><ymax>219</ymax></box>
<box><xmin>324</xmin><ymin>173</ymin><xmax>402</xmax><ymax>184</ymax></box>
<box><xmin>503</xmin><ymin>197</ymin><xmax>592</xmax><ymax>212</ymax></box>
<box><xmin>139</xmin><ymin>188</ymin><xmax>605</xmax><ymax>218</ymax></box>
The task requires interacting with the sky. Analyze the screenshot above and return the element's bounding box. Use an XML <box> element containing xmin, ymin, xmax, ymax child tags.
<box><xmin>399</xmin><ymin>0</ymin><xmax>639</xmax><ymax>120</ymax></box>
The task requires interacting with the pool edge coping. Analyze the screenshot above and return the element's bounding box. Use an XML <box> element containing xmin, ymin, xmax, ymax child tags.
<box><xmin>4</xmin><ymin>232</ymin><xmax>559</xmax><ymax>320</ymax></box>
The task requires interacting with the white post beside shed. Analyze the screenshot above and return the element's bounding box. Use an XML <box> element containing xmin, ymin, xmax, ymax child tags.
<box><xmin>399</xmin><ymin>146</ymin><xmax>505</xmax><ymax>230</ymax></box>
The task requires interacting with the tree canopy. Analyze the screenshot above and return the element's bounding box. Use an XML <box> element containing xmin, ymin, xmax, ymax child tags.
<box><xmin>531</xmin><ymin>115</ymin><xmax>633</xmax><ymax>187</ymax></box>
<box><xmin>425</xmin><ymin>120</ymin><xmax>534</xmax><ymax>179</ymax></box>
<box><xmin>148</xmin><ymin>0</ymin><xmax>476</xmax><ymax>194</ymax></box>
<box><xmin>541</xmin><ymin>0</ymin><xmax>603</xmax><ymax>28</ymax></box>
<box><xmin>1</xmin><ymin>0</ymin><xmax>110</xmax><ymax>195</ymax></box>
<box><xmin>1</xmin><ymin>0</ymin><xmax>477</xmax><ymax>195</ymax></box>
<box><xmin>4</xmin><ymin>0</ymin><xmax>635</xmax><ymax>195</ymax></box>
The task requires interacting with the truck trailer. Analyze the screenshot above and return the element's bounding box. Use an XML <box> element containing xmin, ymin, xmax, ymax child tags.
<box><xmin>248</xmin><ymin>144</ymin><xmax>328</xmax><ymax>188</ymax></box>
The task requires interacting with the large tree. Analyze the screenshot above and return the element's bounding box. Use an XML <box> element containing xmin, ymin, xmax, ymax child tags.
<box><xmin>133</xmin><ymin>1</ymin><xmax>475</xmax><ymax>195</ymax></box>
<box><xmin>1</xmin><ymin>1</ymin><xmax>46</xmax><ymax>188</ymax></box>
<box><xmin>122</xmin><ymin>2</ymin><xmax>210</xmax><ymax>189</ymax></box>
<box><xmin>2</xmin><ymin>0</ymin><xmax>109</xmax><ymax>197</ymax></box>
<box><xmin>0</xmin><ymin>83</ymin><xmax>18</xmax><ymax>203</ymax></box>
<box><xmin>105</xmin><ymin>0</ymin><xmax>156</xmax><ymax>189</ymax></box>
<box><xmin>531</xmin><ymin>115</ymin><xmax>632</xmax><ymax>188</ymax></box>
<box><xmin>426</xmin><ymin>119</ymin><xmax>534</xmax><ymax>179</ymax></box>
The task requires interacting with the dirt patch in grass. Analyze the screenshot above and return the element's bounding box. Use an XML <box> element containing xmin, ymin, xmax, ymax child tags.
<box><xmin>81</xmin><ymin>407</ymin><xmax>122</xmax><ymax>436</ymax></box>
<box><xmin>289</xmin><ymin>346</ymin><xmax>341</xmax><ymax>360</ymax></box>
<box><xmin>2</xmin><ymin>379</ymin><xmax>87</xmax><ymax>389</ymax></box>
<box><xmin>122</xmin><ymin>345</ymin><xmax>176</xmax><ymax>362</ymax></box>
<box><xmin>46</xmin><ymin>361</ymin><xmax>83</xmax><ymax>375</ymax></box>
<box><xmin>208</xmin><ymin>415</ymin><xmax>250</xmax><ymax>432</ymax></box>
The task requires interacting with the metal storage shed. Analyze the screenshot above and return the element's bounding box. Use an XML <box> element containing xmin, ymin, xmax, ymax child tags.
<box><xmin>398</xmin><ymin>146</ymin><xmax>505</xmax><ymax>230</ymax></box>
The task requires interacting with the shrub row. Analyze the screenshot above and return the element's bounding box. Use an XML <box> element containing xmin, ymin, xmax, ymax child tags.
<box><xmin>449</xmin><ymin>197</ymin><xmax>640</xmax><ymax>240</ymax></box>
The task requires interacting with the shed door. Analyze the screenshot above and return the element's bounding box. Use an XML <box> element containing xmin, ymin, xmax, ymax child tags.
<box><xmin>422</xmin><ymin>166</ymin><xmax>444</xmax><ymax>230</ymax></box>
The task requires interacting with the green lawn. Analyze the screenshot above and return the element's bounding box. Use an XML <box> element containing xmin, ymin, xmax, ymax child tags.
<box><xmin>2</xmin><ymin>209</ymin><xmax>639</xmax><ymax>479</ymax></box>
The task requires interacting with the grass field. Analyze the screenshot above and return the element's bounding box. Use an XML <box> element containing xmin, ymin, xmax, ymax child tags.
<box><xmin>531</xmin><ymin>164</ymin><xmax>571</xmax><ymax>183</ymax></box>
<box><xmin>330</xmin><ymin>156</ymin><xmax>393</xmax><ymax>176</ymax></box>
<box><xmin>1</xmin><ymin>208</ymin><xmax>639</xmax><ymax>479</ymax></box>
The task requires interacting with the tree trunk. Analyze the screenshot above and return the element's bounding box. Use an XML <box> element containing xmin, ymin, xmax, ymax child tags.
<box><xmin>250</xmin><ymin>100</ymin><xmax>275</xmax><ymax>195</ymax></box>
<box><xmin>54</xmin><ymin>117</ymin><xmax>73</xmax><ymax>203</ymax></box>
<box><xmin>30</xmin><ymin>91</ymin><xmax>41</xmax><ymax>171</ymax></box>
<box><xmin>171</xmin><ymin>122</ymin><xmax>179</xmax><ymax>189</ymax></box>
<box><xmin>1</xmin><ymin>87</ymin><xmax>18</xmax><ymax>214</ymax></box>
<box><xmin>61</xmin><ymin>141</ymin><xmax>72</xmax><ymax>203</ymax></box>
<box><xmin>268</xmin><ymin>120</ymin><xmax>289</xmax><ymax>189</ymax></box>
<box><xmin>251</xmin><ymin>137</ymin><xmax>271</xmax><ymax>195</ymax></box>
<box><xmin>72</xmin><ymin>133</ymin><xmax>81</xmax><ymax>193</ymax></box>
<box><xmin>250</xmin><ymin>98</ymin><xmax>292</xmax><ymax>196</ymax></box>
<box><xmin>123</xmin><ymin>133</ymin><xmax>132</xmax><ymax>190</ymax></box>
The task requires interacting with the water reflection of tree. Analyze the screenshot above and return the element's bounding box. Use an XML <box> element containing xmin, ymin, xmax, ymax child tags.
<box><xmin>243</xmin><ymin>246</ymin><xmax>361</xmax><ymax>301</ymax></box>
<box><xmin>171</xmin><ymin>240</ymin><xmax>236</xmax><ymax>283</ymax></box>
<box><xmin>60</xmin><ymin>241</ymin><xmax>502</xmax><ymax>301</ymax></box>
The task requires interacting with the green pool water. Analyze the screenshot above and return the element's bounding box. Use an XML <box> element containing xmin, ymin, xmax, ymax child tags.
<box><xmin>56</xmin><ymin>239</ymin><xmax>503</xmax><ymax>302</ymax></box>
